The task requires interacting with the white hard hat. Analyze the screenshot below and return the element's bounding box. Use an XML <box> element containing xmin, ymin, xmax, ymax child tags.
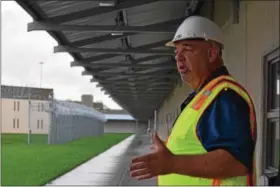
<box><xmin>166</xmin><ymin>16</ymin><xmax>224</xmax><ymax>48</ymax></box>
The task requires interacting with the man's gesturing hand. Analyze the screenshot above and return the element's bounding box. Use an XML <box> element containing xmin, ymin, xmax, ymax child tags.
<box><xmin>129</xmin><ymin>133</ymin><xmax>174</xmax><ymax>180</ymax></box>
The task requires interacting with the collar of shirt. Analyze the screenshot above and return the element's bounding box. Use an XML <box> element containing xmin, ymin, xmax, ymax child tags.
<box><xmin>180</xmin><ymin>66</ymin><xmax>230</xmax><ymax>111</ymax></box>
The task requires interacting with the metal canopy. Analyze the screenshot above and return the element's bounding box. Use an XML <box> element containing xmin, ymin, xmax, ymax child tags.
<box><xmin>16</xmin><ymin>0</ymin><xmax>204</xmax><ymax>120</ymax></box>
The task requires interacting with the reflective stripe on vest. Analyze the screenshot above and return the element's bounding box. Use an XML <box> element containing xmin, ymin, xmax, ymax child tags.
<box><xmin>158</xmin><ymin>75</ymin><xmax>257</xmax><ymax>186</ymax></box>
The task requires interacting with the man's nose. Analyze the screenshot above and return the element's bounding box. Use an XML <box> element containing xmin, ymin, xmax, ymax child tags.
<box><xmin>175</xmin><ymin>52</ymin><xmax>184</xmax><ymax>63</ymax></box>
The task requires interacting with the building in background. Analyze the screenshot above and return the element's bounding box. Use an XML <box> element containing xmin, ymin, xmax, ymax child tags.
<box><xmin>1</xmin><ymin>87</ymin><xmax>141</xmax><ymax>135</ymax></box>
<box><xmin>78</xmin><ymin>94</ymin><xmax>138</xmax><ymax>133</ymax></box>
<box><xmin>81</xmin><ymin>94</ymin><xmax>129</xmax><ymax>113</ymax></box>
<box><xmin>75</xmin><ymin>94</ymin><xmax>130</xmax><ymax>115</ymax></box>
<box><xmin>81</xmin><ymin>94</ymin><xmax>93</xmax><ymax>108</ymax></box>
<box><xmin>104</xmin><ymin>114</ymin><xmax>136</xmax><ymax>133</ymax></box>
<box><xmin>93</xmin><ymin>101</ymin><xmax>104</xmax><ymax>110</ymax></box>
<box><xmin>1</xmin><ymin>85</ymin><xmax>53</xmax><ymax>134</ymax></box>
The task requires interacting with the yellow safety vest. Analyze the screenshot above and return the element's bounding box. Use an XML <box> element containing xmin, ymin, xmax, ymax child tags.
<box><xmin>158</xmin><ymin>75</ymin><xmax>257</xmax><ymax>186</ymax></box>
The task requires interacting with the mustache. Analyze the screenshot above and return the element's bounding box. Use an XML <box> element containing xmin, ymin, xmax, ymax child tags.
<box><xmin>177</xmin><ymin>61</ymin><xmax>192</xmax><ymax>72</ymax></box>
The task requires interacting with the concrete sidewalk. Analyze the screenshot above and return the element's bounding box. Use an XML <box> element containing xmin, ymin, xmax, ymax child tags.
<box><xmin>46</xmin><ymin>134</ymin><xmax>157</xmax><ymax>186</ymax></box>
<box><xmin>119</xmin><ymin>134</ymin><xmax>157</xmax><ymax>186</ymax></box>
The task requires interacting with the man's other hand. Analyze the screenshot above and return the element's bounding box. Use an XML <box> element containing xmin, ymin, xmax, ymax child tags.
<box><xmin>129</xmin><ymin>133</ymin><xmax>174</xmax><ymax>180</ymax></box>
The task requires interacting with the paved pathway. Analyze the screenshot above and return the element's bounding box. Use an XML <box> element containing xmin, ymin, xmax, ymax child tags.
<box><xmin>46</xmin><ymin>134</ymin><xmax>157</xmax><ymax>186</ymax></box>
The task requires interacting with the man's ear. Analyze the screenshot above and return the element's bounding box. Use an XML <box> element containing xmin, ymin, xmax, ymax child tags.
<box><xmin>208</xmin><ymin>46</ymin><xmax>219</xmax><ymax>63</ymax></box>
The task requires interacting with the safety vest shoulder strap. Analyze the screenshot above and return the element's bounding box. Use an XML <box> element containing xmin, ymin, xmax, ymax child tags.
<box><xmin>191</xmin><ymin>75</ymin><xmax>256</xmax><ymax>140</ymax></box>
<box><xmin>191</xmin><ymin>75</ymin><xmax>234</xmax><ymax>110</ymax></box>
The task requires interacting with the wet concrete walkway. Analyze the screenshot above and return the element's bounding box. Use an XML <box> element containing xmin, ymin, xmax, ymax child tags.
<box><xmin>46</xmin><ymin>134</ymin><xmax>157</xmax><ymax>186</ymax></box>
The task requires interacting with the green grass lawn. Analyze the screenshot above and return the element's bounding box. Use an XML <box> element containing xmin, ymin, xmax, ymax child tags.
<box><xmin>1</xmin><ymin>133</ymin><xmax>131</xmax><ymax>186</ymax></box>
<box><xmin>2</xmin><ymin>133</ymin><xmax>48</xmax><ymax>145</ymax></box>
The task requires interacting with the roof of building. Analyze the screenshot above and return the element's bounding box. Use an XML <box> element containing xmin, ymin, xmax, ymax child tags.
<box><xmin>15</xmin><ymin>0</ymin><xmax>205</xmax><ymax>120</ymax></box>
<box><xmin>101</xmin><ymin>109</ymin><xmax>129</xmax><ymax>114</ymax></box>
<box><xmin>105</xmin><ymin>114</ymin><xmax>135</xmax><ymax>121</ymax></box>
<box><xmin>1</xmin><ymin>85</ymin><xmax>54</xmax><ymax>100</ymax></box>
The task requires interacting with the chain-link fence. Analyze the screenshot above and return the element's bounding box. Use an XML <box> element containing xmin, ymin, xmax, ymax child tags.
<box><xmin>1</xmin><ymin>85</ymin><xmax>107</xmax><ymax>145</ymax></box>
<box><xmin>48</xmin><ymin>99</ymin><xmax>106</xmax><ymax>144</ymax></box>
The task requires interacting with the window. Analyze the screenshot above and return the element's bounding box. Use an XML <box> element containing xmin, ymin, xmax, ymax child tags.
<box><xmin>263</xmin><ymin>47</ymin><xmax>280</xmax><ymax>174</ymax></box>
<box><xmin>41</xmin><ymin>103</ymin><xmax>44</xmax><ymax>112</ymax></box>
<box><xmin>14</xmin><ymin>101</ymin><xmax>16</xmax><ymax>111</ymax></box>
<box><xmin>38</xmin><ymin>103</ymin><xmax>40</xmax><ymax>112</ymax></box>
<box><xmin>13</xmin><ymin>118</ymin><xmax>15</xmax><ymax>128</ymax></box>
<box><xmin>37</xmin><ymin>120</ymin><xmax>40</xmax><ymax>129</ymax></box>
<box><xmin>17</xmin><ymin>119</ymin><xmax>19</xmax><ymax>129</ymax></box>
<box><xmin>17</xmin><ymin>101</ymin><xmax>20</xmax><ymax>111</ymax></box>
<box><xmin>266</xmin><ymin>120</ymin><xmax>280</xmax><ymax>168</ymax></box>
<box><xmin>41</xmin><ymin>120</ymin><xmax>43</xmax><ymax>129</ymax></box>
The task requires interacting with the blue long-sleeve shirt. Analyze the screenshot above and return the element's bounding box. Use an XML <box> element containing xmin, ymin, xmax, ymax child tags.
<box><xmin>180</xmin><ymin>66</ymin><xmax>255</xmax><ymax>171</ymax></box>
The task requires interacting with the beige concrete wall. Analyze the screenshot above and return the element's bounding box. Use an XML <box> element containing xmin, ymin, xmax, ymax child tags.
<box><xmin>216</xmin><ymin>1</ymin><xmax>279</xmax><ymax>184</ymax></box>
<box><xmin>157</xmin><ymin>82</ymin><xmax>192</xmax><ymax>140</ymax></box>
<box><xmin>1</xmin><ymin>98</ymin><xmax>28</xmax><ymax>133</ymax></box>
<box><xmin>29</xmin><ymin>100</ymin><xmax>50</xmax><ymax>134</ymax></box>
<box><xmin>1</xmin><ymin>98</ymin><xmax>50</xmax><ymax>134</ymax></box>
<box><xmin>156</xmin><ymin>0</ymin><xmax>279</xmax><ymax>185</ymax></box>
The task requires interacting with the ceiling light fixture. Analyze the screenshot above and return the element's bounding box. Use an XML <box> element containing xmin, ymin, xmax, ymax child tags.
<box><xmin>111</xmin><ymin>33</ymin><xmax>123</xmax><ymax>36</ymax></box>
<box><xmin>99</xmin><ymin>0</ymin><xmax>115</xmax><ymax>7</ymax></box>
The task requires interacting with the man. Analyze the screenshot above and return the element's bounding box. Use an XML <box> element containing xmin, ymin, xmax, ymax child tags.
<box><xmin>129</xmin><ymin>16</ymin><xmax>257</xmax><ymax>186</ymax></box>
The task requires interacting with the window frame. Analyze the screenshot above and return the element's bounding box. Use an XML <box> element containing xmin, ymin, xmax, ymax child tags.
<box><xmin>14</xmin><ymin>101</ymin><xmax>16</xmax><ymax>111</ymax></box>
<box><xmin>262</xmin><ymin>46</ymin><xmax>280</xmax><ymax>176</ymax></box>
<box><xmin>37</xmin><ymin>119</ymin><xmax>40</xmax><ymax>129</ymax></box>
<box><xmin>265</xmin><ymin>119</ymin><xmax>279</xmax><ymax>168</ymax></box>
<box><xmin>13</xmin><ymin>118</ymin><xmax>15</xmax><ymax>128</ymax></box>
<box><xmin>41</xmin><ymin>119</ymin><xmax>43</xmax><ymax>129</ymax></box>
<box><xmin>17</xmin><ymin>101</ymin><xmax>20</xmax><ymax>111</ymax></box>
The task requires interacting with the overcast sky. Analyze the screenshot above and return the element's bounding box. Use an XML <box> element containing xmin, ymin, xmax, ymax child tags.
<box><xmin>1</xmin><ymin>1</ymin><xmax>122</xmax><ymax>109</ymax></box>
